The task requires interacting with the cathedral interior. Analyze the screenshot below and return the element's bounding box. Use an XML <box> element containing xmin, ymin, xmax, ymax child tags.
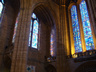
<box><xmin>0</xmin><ymin>0</ymin><xmax>96</xmax><ymax>72</ymax></box>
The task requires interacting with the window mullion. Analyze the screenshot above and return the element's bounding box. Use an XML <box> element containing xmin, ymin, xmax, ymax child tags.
<box><xmin>37</xmin><ymin>22</ymin><xmax>40</xmax><ymax>49</ymax></box>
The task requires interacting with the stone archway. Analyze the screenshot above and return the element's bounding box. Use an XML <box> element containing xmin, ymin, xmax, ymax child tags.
<box><xmin>75</xmin><ymin>61</ymin><xmax>96</xmax><ymax>72</ymax></box>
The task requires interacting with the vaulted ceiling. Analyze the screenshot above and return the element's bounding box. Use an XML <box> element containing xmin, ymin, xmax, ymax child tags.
<box><xmin>4</xmin><ymin>0</ymin><xmax>78</xmax><ymax>9</ymax></box>
<box><xmin>3</xmin><ymin>0</ymin><xmax>78</xmax><ymax>14</ymax></box>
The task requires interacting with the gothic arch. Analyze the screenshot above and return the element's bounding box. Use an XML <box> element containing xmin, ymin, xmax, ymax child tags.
<box><xmin>33</xmin><ymin>4</ymin><xmax>57</xmax><ymax>28</ymax></box>
<box><xmin>33</xmin><ymin>4</ymin><xmax>57</xmax><ymax>56</ymax></box>
<box><xmin>31</xmin><ymin>2</ymin><xmax>59</xmax><ymax>39</ymax></box>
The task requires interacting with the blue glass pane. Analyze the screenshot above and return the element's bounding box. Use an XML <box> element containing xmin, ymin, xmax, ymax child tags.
<box><xmin>32</xmin><ymin>13</ymin><xmax>36</xmax><ymax>19</ymax></box>
<box><xmin>32</xmin><ymin>20</ymin><xmax>38</xmax><ymax>48</ymax></box>
<box><xmin>2</xmin><ymin>0</ymin><xmax>4</xmax><ymax>4</ymax></box>
<box><xmin>71</xmin><ymin>5</ymin><xmax>82</xmax><ymax>53</ymax></box>
<box><xmin>28</xmin><ymin>20</ymin><xmax>32</xmax><ymax>46</ymax></box>
<box><xmin>0</xmin><ymin>2</ymin><xmax>3</xmax><ymax>18</ymax></box>
<box><xmin>80</xmin><ymin>0</ymin><xmax>94</xmax><ymax>50</ymax></box>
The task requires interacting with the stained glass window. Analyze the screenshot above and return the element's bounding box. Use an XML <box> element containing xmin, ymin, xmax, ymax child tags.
<box><xmin>12</xmin><ymin>16</ymin><xmax>19</xmax><ymax>43</ymax></box>
<box><xmin>71</xmin><ymin>5</ymin><xmax>82</xmax><ymax>53</ymax></box>
<box><xmin>80</xmin><ymin>0</ymin><xmax>94</xmax><ymax>50</ymax></box>
<box><xmin>29</xmin><ymin>13</ymin><xmax>39</xmax><ymax>48</ymax></box>
<box><xmin>50</xmin><ymin>29</ymin><xmax>56</xmax><ymax>56</ymax></box>
<box><xmin>0</xmin><ymin>1</ymin><xmax>3</xmax><ymax>19</ymax></box>
<box><xmin>50</xmin><ymin>30</ymin><xmax>54</xmax><ymax>56</ymax></box>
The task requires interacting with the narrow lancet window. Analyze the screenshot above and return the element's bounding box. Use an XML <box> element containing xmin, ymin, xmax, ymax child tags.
<box><xmin>50</xmin><ymin>29</ymin><xmax>56</xmax><ymax>56</ymax></box>
<box><xmin>0</xmin><ymin>2</ymin><xmax>3</xmax><ymax>17</ymax></box>
<box><xmin>0</xmin><ymin>0</ymin><xmax>4</xmax><ymax>21</ymax></box>
<box><xmin>79</xmin><ymin>0</ymin><xmax>94</xmax><ymax>50</ymax></box>
<box><xmin>50</xmin><ymin>30</ymin><xmax>54</xmax><ymax>56</ymax></box>
<box><xmin>29</xmin><ymin>13</ymin><xmax>39</xmax><ymax>48</ymax></box>
<box><xmin>71</xmin><ymin>5</ymin><xmax>82</xmax><ymax>53</ymax></box>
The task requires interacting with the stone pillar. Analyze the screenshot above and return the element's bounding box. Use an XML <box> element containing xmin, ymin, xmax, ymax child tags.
<box><xmin>0</xmin><ymin>3</ymin><xmax>15</xmax><ymax>72</ymax></box>
<box><xmin>0</xmin><ymin>6</ymin><xmax>7</xmax><ymax>71</ymax></box>
<box><xmin>57</xmin><ymin>5</ymin><xmax>70</xmax><ymax>72</ymax></box>
<box><xmin>10</xmin><ymin>0</ymin><xmax>31</xmax><ymax>72</ymax></box>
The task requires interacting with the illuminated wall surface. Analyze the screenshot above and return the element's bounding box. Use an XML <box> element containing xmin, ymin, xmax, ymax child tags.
<box><xmin>71</xmin><ymin>5</ymin><xmax>82</xmax><ymax>53</ymax></box>
<box><xmin>80</xmin><ymin>0</ymin><xmax>94</xmax><ymax>50</ymax></box>
<box><xmin>29</xmin><ymin>13</ymin><xmax>39</xmax><ymax>48</ymax></box>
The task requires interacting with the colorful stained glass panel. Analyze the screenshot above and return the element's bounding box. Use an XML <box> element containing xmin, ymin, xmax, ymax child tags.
<box><xmin>32</xmin><ymin>20</ymin><xmax>38</xmax><ymax>48</ymax></box>
<box><xmin>71</xmin><ymin>5</ymin><xmax>82</xmax><ymax>53</ymax></box>
<box><xmin>80</xmin><ymin>0</ymin><xmax>94</xmax><ymax>50</ymax></box>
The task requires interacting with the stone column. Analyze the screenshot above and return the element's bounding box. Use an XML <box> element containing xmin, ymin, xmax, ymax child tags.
<box><xmin>0</xmin><ymin>3</ymin><xmax>15</xmax><ymax>72</ymax></box>
<box><xmin>10</xmin><ymin>0</ymin><xmax>31</xmax><ymax>72</ymax></box>
<box><xmin>57</xmin><ymin>5</ymin><xmax>70</xmax><ymax>72</ymax></box>
<box><xmin>0</xmin><ymin>6</ymin><xmax>7</xmax><ymax>72</ymax></box>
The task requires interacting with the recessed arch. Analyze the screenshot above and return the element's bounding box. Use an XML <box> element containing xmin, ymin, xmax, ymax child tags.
<box><xmin>31</xmin><ymin>3</ymin><xmax>59</xmax><ymax>43</ymax></box>
<box><xmin>29</xmin><ymin>4</ymin><xmax>57</xmax><ymax>57</ymax></box>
